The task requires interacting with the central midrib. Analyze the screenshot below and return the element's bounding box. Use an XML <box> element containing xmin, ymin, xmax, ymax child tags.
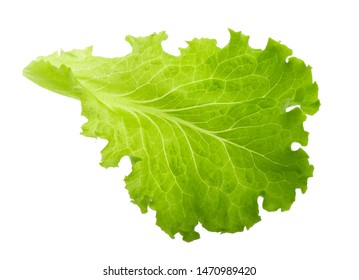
<box><xmin>93</xmin><ymin>91</ymin><xmax>286</xmax><ymax>167</ymax></box>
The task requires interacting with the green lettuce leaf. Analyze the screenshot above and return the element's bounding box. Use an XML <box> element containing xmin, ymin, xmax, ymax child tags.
<box><xmin>23</xmin><ymin>30</ymin><xmax>319</xmax><ymax>241</ymax></box>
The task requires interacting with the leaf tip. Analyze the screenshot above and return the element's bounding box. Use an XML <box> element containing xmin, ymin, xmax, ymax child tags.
<box><xmin>266</xmin><ymin>38</ymin><xmax>293</xmax><ymax>60</ymax></box>
<box><xmin>125</xmin><ymin>31</ymin><xmax>168</xmax><ymax>53</ymax></box>
<box><xmin>228</xmin><ymin>29</ymin><xmax>250</xmax><ymax>46</ymax></box>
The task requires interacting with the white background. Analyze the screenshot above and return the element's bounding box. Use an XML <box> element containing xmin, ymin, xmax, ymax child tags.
<box><xmin>1</xmin><ymin>0</ymin><xmax>358</xmax><ymax>279</ymax></box>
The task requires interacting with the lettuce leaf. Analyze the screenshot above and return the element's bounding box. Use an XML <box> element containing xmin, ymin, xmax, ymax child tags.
<box><xmin>23</xmin><ymin>30</ymin><xmax>319</xmax><ymax>241</ymax></box>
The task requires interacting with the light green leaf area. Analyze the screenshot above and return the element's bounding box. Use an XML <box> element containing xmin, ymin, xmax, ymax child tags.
<box><xmin>24</xmin><ymin>31</ymin><xmax>319</xmax><ymax>241</ymax></box>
